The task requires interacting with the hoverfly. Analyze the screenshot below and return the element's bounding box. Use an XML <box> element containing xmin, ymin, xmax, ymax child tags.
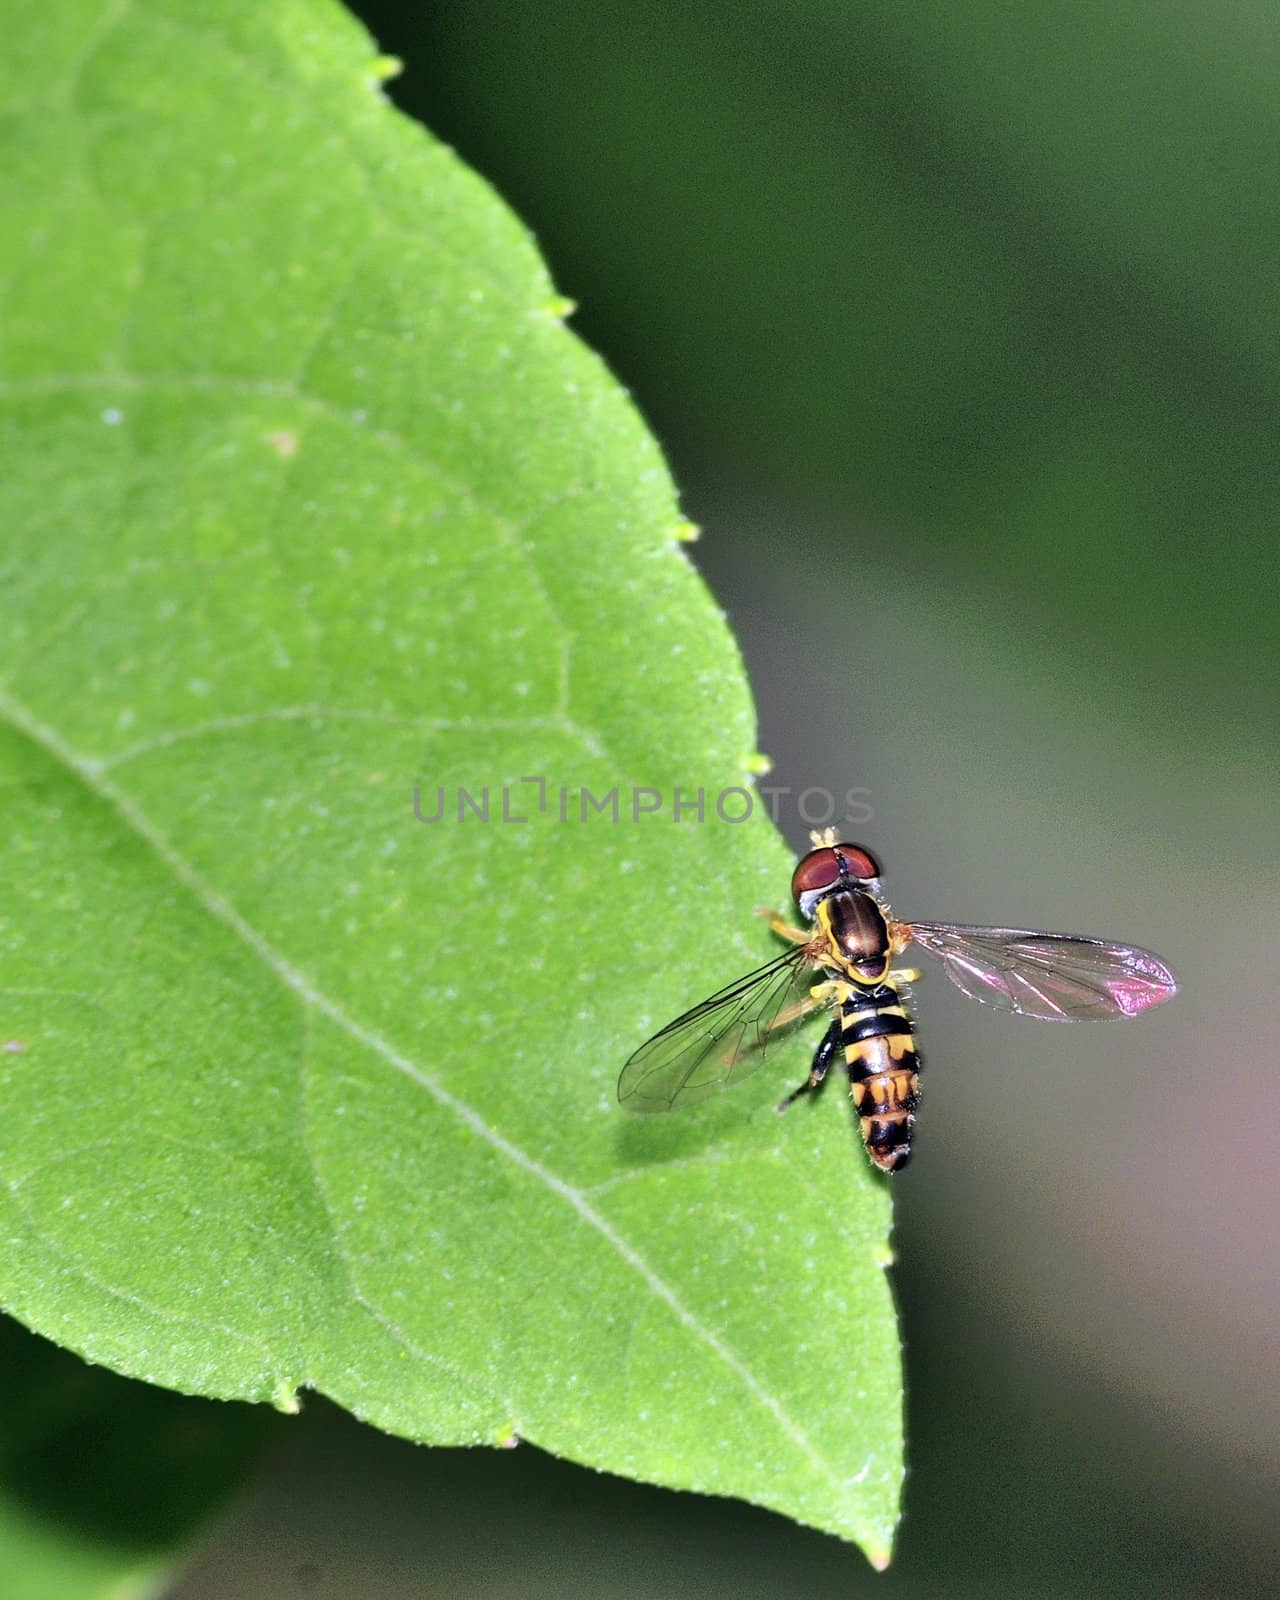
<box><xmin>618</xmin><ymin>830</ymin><xmax>1177</xmax><ymax>1172</ymax></box>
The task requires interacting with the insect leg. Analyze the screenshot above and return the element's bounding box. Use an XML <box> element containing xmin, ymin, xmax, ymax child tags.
<box><xmin>764</xmin><ymin>996</ymin><xmax>819</xmax><ymax>1033</ymax></box>
<box><xmin>754</xmin><ymin>907</ymin><xmax>811</xmax><ymax>945</ymax></box>
<box><xmin>776</xmin><ymin>1018</ymin><xmax>842</xmax><ymax>1113</ymax></box>
<box><xmin>762</xmin><ymin>980</ymin><xmax>839</xmax><ymax>1038</ymax></box>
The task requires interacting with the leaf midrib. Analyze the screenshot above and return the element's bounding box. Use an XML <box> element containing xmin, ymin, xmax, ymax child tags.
<box><xmin>0</xmin><ymin>681</ymin><xmax>846</xmax><ymax>1502</ymax></box>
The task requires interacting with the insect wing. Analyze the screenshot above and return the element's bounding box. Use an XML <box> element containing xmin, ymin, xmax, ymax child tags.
<box><xmin>905</xmin><ymin>922</ymin><xmax>1177</xmax><ymax>1020</ymax></box>
<box><xmin>619</xmin><ymin>948</ymin><xmax>814</xmax><ymax>1112</ymax></box>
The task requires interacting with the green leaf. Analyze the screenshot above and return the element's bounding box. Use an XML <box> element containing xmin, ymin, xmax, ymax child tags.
<box><xmin>0</xmin><ymin>0</ymin><xmax>900</xmax><ymax>1561</ymax></box>
<box><xmin>0</xmin><ymin>1314</ymin><xmax>271</xmax><ymax>1600</ymax></box>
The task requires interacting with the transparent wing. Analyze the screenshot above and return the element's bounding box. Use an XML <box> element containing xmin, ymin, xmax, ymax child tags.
<box><xmin>619</xmin><ymin>947</ymin><xmax>816</xmax><ymax>1112</ymax></box>
<box><xmin>905</xmin><ymin>922</ymin><xmax>1177</xmax><ymax>1020</ymax></box>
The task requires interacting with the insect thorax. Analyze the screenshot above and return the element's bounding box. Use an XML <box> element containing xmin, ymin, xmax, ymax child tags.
<box><xmin>817</xmin><ymin>889</ymin><xmax>891</xmax><ymax>981</ymax></box>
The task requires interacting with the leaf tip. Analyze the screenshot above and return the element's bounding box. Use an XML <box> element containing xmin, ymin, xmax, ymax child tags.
<box><xmin>744</xmin><ymin>750</ymin><xmax>773</xmax><ymax>776</ymax></box>
<box><xmin>496</xmin><ymin>1426</ymin><xmax>521</xmax><ymax>1449</ymax></box>
<box><xmin>372</xmin><ymin>54</ymin><xmax>404</xmax><ymax>84</ymax></box>
<box><xmin>872</xmin><ymin>1242</ymin><xmax>896</xmax><ymax>1268</ymax></box>
<box><xmin>868</xmin><ymin>1544</ymin><xmax>893</xmax><ymax>1572</ymax></box>
<box><xmin>672</xmin><ymin>517</ymin><xmax>701</xmax><ymax>544</ymax></box>
<box><xmin>546</xmin><ymin>294</ymin><xmax>578</xmax><ymax>320</ymax></box>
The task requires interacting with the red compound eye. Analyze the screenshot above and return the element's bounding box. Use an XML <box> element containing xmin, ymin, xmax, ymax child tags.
<box><xmin>833</xmin><ymin>842</ymin><xmax>880</xmax><ymax>881</ymax></box>
<box><xmin>790</xmin><ymin>841</ymin><xmax>880</xmax><ymax>902</ymax></box>
<box><xmin>791</xmin><ymin>847</ymin><xmax>842</xmax><ymax>902</ymax></box>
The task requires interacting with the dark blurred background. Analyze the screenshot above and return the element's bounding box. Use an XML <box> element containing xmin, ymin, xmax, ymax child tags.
<box><xmin>144</xmin><ymin>1</ymin><xmax>1279</xmax><ymax>1593</ymax></box>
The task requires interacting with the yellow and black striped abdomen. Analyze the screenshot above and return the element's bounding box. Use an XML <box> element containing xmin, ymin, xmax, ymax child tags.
<box><xmin>840</xmin><ymin>990</ymin><xmax>921</xmax><ymax>1173</ymax></box>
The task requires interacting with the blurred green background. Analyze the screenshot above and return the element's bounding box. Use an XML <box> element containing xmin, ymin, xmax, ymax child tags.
<box><xmin>30</xmin><ymin>2</ymin><xmax>1279</xmax><ymax>1595</ymax></box>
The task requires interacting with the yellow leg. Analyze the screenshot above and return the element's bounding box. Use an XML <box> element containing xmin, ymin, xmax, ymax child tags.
<box><xmin>763</xmin><ymin>980</ymin><xmax>838</xmax><ymax>1036</ymax></box>
<box><xmin>764</xmin><ymin>996</ymin><xmax>819</xmax><ymax>1032</ymax></box>
<box><xmin>754</xmin><ymin>907</ymin><xmax>811</xmax><ymax>945</ymax></box>
<box><xmin>890</xmin><ymin>967</ymin><xmax>922</xmax><ymax>984</ymax></box>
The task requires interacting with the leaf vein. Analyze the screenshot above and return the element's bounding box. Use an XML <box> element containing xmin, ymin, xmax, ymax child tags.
<box><xmin>1</xmin><ymin>1175</ymin><xmax>275</xmax><ymax>1362</ymax></box>
<box><xmin>92</xmin><ymin>706</ymin><xmax>580</xmax><ymax>775</ymax></box>
<box><xmin>294</xmin><ymin>1005</ymin><xmax>513</xmax><ymax>1417</ymax></box>
<box><xmin>0</xmin><ymin>683</ymin><xmax>843</xmax><ymax>1493</ymax></box>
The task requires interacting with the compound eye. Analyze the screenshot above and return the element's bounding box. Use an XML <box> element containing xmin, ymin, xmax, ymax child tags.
<box><xmin>834</xmin><ymin>842</ymin><xmax>880</xmax><ymax>880</ymax></box>
<box><xmin>791</xmin><ymin>847</ymin><xmax>843</xmax><ymax>903</ymax></box>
